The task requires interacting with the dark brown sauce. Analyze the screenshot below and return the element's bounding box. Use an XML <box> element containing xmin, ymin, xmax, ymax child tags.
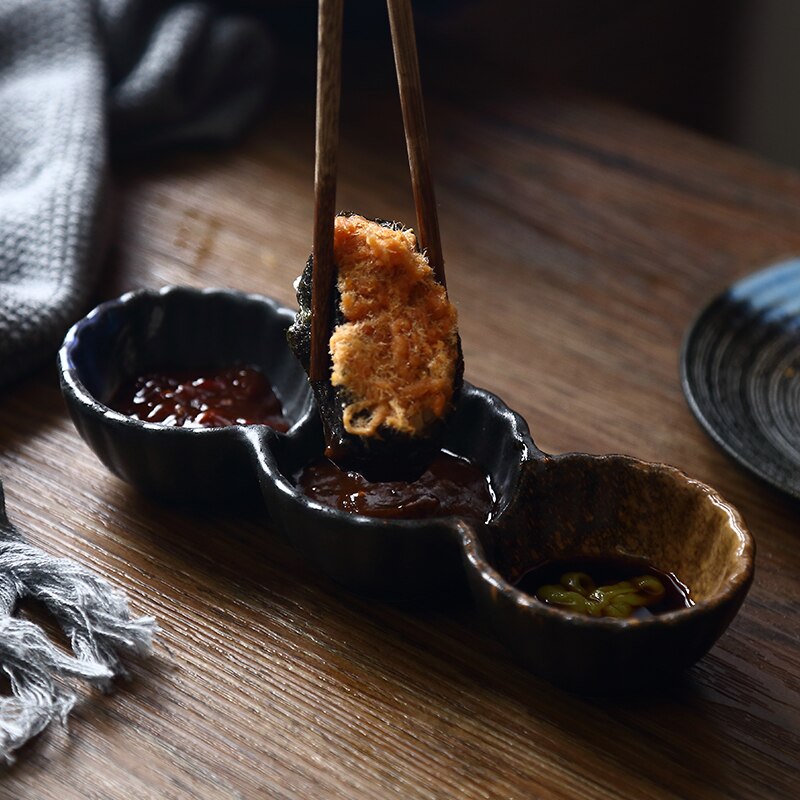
<box><xmin>515</xmin><ymin>555</ymin><xmax>693</xmax><ymax>619</ymax></box>
<box><xmin>110</xmin><ymin>365</ymin><xmax>290</xmax><ymax>430</ymax></box>
<box><xmin>296</xmin><ymin>449</ymin><xmax>495</xmax><ymax>523</ymax></box>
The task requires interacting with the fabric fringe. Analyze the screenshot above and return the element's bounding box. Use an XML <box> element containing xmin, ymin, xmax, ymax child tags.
<box><xmin>0</xmin><ymin>482</ymin><xmax>156</xmax><ymax>763</ymax></box>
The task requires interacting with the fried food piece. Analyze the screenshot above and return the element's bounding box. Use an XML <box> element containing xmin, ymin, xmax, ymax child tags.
<box><xmin>287</xmin><ymin>213</ymin><xmax>463</xmax><ymax>480</ymax></box>
<box><xmin>330</xmin><ymin>214</ymin><xmax>458</xmax><ymax>438</ymax></box>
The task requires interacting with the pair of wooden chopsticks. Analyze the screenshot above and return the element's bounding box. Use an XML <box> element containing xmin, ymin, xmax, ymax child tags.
<box><xmin>310</xmin><ymin>0</ymin><xmax>444</xmax><ymax>383</ymax></box>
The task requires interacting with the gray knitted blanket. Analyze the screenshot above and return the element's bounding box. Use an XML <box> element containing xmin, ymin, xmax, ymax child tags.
<box><xmin>0</xmin><ymin>0</ymin><xmax>272</xmax><ymax>762</ymax></box>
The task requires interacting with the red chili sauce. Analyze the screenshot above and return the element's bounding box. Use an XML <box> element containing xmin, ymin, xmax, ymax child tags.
<box><xmin>110</xmin><ymin>365</ymin><xmax>290</xmax><ymax>430</ymax></box>
<box><xmin>296</xmin><ymin>449</ymin><xmax>495</xmax><ymax>523</ymax></box>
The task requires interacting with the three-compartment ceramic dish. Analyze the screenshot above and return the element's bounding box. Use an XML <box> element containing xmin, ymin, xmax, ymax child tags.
<box><xmin>59</xmin><ymin>286</ymin><xmax>755</xmax><ymax>693</ymax></box>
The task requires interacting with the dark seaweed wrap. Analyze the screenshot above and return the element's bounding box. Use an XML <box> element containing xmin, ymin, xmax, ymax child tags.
<box><xmin>287</xmin><ymin>215</ymin><xmax>463</xmax><ymax>481</ymax></box>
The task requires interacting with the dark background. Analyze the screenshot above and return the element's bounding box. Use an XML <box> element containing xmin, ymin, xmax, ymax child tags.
<box><xmin>260</xmin><ymin>0</ymin><xmax>800</xmax><ymax>170</ymax></box>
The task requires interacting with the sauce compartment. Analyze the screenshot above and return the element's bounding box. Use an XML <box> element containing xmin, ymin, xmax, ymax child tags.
<box><xmin>460</xmin><ymin>454</ymin><xmax>754</xmax><ymax>692</ymax></box>
<box><xmin>59</xmin><ymin>287</ymin><xmax>313</xmax><ymax>503</ymax></box>
<box><xmin>249</xmin><ymin>382</ymin><xmax>534</xmax><ymax>603</ymax></box>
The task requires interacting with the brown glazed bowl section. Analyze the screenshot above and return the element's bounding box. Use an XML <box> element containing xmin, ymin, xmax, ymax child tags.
<box><xmin>460</xmin><ymin>453</ymin><xmax>755</xmax><ymax>694</ymax></box>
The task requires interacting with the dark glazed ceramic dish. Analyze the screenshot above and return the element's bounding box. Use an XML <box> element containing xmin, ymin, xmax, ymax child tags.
<box><xmin>682</xmin><ymin>258</ymin><xmax>800</xmax><ymax>498</ymax></box>
<box><xmin>460</xmin><ymin>454</ymin><xmax>754</xmax><ymax>693</ymax></box>
<box><xmin>60</xmin><ymin>286</ymin><xmax>755</xmax><ymax>691</ymax></box>
<box><xmin>59</xmin><ymin>287</ymin><xmax>313</xmax><ymax>503</ymax></box>
<box><xmin>247</xmin><ymin>382</ymin><xmax>533</xmax><ymax>603</ymax></box>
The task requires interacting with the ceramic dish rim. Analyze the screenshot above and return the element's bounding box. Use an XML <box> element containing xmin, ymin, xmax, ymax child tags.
<box><xmin>59</xmin><ymin>285</ymin><xmax>315</xmax><ymax>438</ymax></box>
<box><xmin>246</xmin><ymin>381</ymin><xmax>536</xmax><ymax>531</ymax></box>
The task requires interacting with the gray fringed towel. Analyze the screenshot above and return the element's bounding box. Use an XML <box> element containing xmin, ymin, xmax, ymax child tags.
<box><xmin>0</xmin><ymin>0</ymin><xmax>273</xmax><ymax>762</ymax></box>
<box><xmin>0</xmin><ymin>481</ymin><xmax>156</xmax><ymax>761</ymax></box>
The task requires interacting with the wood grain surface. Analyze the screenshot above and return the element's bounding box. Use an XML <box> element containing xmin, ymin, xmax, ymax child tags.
<box><xmin>1</xmin><ymin>89</ymin><xmax>799</xmax><ymax>799</ymax></box>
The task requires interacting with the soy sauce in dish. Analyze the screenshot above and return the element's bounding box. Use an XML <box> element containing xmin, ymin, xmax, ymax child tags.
<box><xmin>515</xmin><ymin>555</ymin><xmax>693</xmax><ymax>619</ymax></box>
<box><xmin>110</xmin><ymin>365</ymin><xmax>290</xmax><ymax>430</ymax></box>
<box><xmin>296</xmin><ymin>449</ymin><xmax>495</xmax><ymax>524</ymax></box>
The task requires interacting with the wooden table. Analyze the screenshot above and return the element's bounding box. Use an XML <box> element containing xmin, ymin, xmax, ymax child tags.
<box><xmin>2</xmin><ymin>89</ymin><xmax>799</xmax><ymax>799</ymax></box>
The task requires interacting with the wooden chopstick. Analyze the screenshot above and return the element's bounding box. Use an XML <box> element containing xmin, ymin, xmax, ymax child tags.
<box><xmin>387</xmin><ymin>0</ymin><xmax>446</xmax><ymax>289</ymax></box>
<box><xmin>310</xmin><ymin>0</ymin><xmax>344</xmax><ymax>383</ymax></box>
<box><xmin>311</xmin><ymin>0</ymin><xmax>442</xmax><ymax>384</ymax></box>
